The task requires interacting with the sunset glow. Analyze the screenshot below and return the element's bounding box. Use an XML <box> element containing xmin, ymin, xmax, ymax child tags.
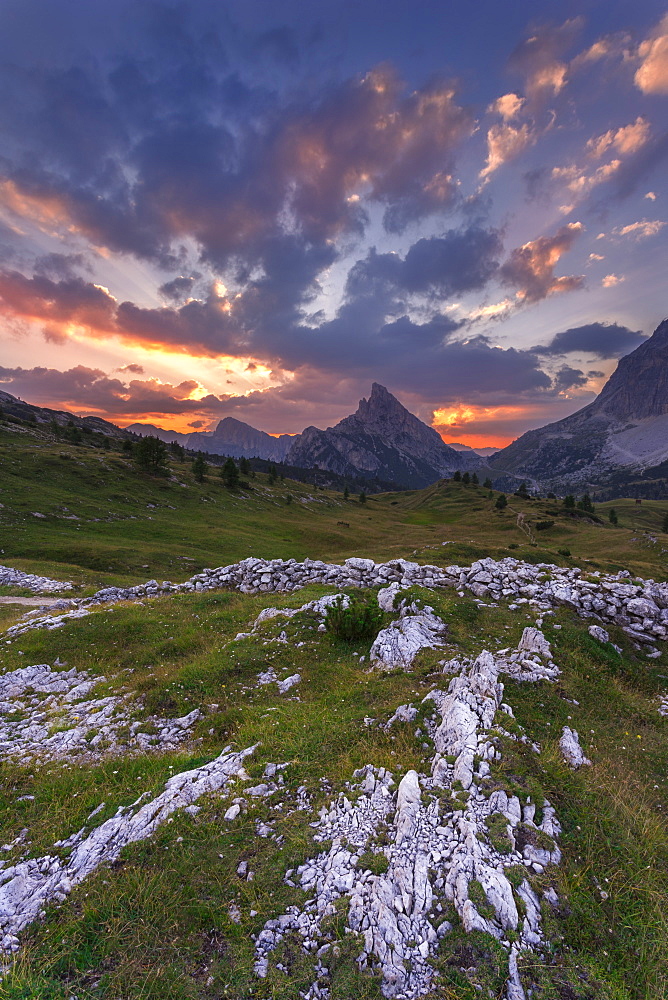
<box><xmin>0</xmin><ymin>1</ymin><xmax>665</xmax><ymax>447</ymax></box>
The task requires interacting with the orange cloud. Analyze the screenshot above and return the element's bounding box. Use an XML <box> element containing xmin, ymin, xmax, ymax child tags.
<box><xmin>432</xmin><ymin>403</ymin><xmax>530</xmax><ymax>449</ymax></box>
<box><xmin>635</xmin><ymin>14</ymin><xmax>668</xmax><ymax>94</ymax></box>
<box><xmin>500</xmin><ymin>222</ymin><xmax>584</xmax><ymax>303</ymax></box>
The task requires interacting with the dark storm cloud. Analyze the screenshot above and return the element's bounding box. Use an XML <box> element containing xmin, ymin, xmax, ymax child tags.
<box><xmin>0</xmin><ymin>364</ymin><xmax>225</xmax><ymax>417</ymax></box>
<box><xmin>0</xmin><ymin>7</ymin><xmax>474</xmax><ymax>272</ymax></box>
<box><xmin>534</xmin><ymin>321</ymin><xmax>647</xmax><ymax>358</ymax></box>
<box><xmin>158</xmin><ymin>276</ymin><xmax>196</xmax><ymax>301</ymax></box>
<box><xmin>33</xmin><ymin>253</ymin><xmax>91</xmax><ymax>280</ymax></box>
<box><xmin>345</xmin><ymin>226</ymin><xmax>503</xmax><ymax>299</ymax></box>
<box><xmin>552</xmin><ymin>365</ymin><xmax>588</xmax><ymax>390</ymax></box>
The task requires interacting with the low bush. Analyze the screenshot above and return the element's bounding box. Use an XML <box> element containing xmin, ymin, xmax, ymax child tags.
<box><xmin>324</xmin><ymin>593</ymin><xmax>384</xmax><ymax>642</ymax></box>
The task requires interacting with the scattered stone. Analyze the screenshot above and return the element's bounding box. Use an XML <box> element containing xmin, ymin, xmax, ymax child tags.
<box><xmin>588</xmin><ymin>625</ymin><xmax>610</xmax><ymax>643</ymax></box>
<box><xmin>559</xmin><ymin>727</ymin><xmax>591</xmax><ymax>768</ymax></box>
<box><xmin>0</xmin><ymin>664</ymin><xmax>203</xmax><ymax>763</ymax></box>
<box><xmin>0</xmin><ymin>565</ymin><xmax>72</xmax><ymax>594</ymax></box>
<box><xmin>277</xmin><ymin>673</ymin><xmax>301</xmax><ymax>694</ymax></box>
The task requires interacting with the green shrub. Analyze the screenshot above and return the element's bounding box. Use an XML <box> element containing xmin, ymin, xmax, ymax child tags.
<box><xmin>534</xmin><ymin>519</ymin><xmax>555</xmax><ymax>531</ymax></box>
<box><xmin>324</xmin><ymin>593</ymin><xmax>384</xmax><ymax>643</ymax></box>
<box><xmin>557</xmin><ymin>547</ymin><xmax>571</xmax><ymax>557</ymax></box>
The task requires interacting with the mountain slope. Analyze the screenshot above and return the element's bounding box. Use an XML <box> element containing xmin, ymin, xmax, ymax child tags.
<box><xmin>489</xmin><ymin>317</ymin><xmax>668</xmax><ymax>495</ymax></box>
<box><xmin>186</xmin><ymin>416</ymin><xmax>296</xmax><ymax>461</ymax></box>
<box><xmin>286</xmin><ymin>383</ymin><xmax>479</xmax><ymax>488</ymax></box>
<box><xmin>125</xmin><ymin>422</ymin><xmax>191</xmax><ymax>446</ymax></box>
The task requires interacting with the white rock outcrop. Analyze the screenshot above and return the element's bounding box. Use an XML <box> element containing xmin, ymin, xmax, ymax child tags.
<box><xmin>370</xmin><ymin>607</ymin><xmax>446</xmax><ymax>671</ymax></box>
<box><xmin>0</xmin><ymin>745</ymin><xmax>255</xmax><ymax>955</ymax></box>
<box><xmin>254</xmin><ymin>651</ymin><xmax>561</xmax><ymax>999</ymax></box>
<box><xmin>7</xmin><ymin>554</ymin><xmax>668</xmax><ymax>649</ymax></box>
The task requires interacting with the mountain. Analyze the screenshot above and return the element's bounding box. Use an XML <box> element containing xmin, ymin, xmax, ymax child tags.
<box><xmin>447</xmin><ymin>442</ymin><xmax>499</xmax><ymax>458</ymax></box>
<box><xmin>125</xmin><ymin>423</ymin><xmax>191</xmax><ymax>446</ymax></box>
<box><xmin>488</xmin><ymin>317</ymin><xmax>668</xmax><ymax>496</ymax></box>
<box><xmin>285</xmin><ymin>383</ymin><xmax>480</xmax><ymax>489</ymax></box>
<box><xmin>0</xmin><ymin>389</ymin><xmax>126</xmax><ymax>438</ymax></box>
<box><xmin>186</xmin><ymin>417</ymin><xmax>296</xmax><ymax>461</ymax></box>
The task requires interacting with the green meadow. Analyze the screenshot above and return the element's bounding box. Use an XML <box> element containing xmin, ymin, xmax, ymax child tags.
<box><xmin>0</xmin><ymin>420</ymin><xmax>667</xmax><ymax>999</ymax></box>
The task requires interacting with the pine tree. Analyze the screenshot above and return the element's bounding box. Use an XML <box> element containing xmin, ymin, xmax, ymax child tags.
<box><xmin>359</xmin><ymin>491</ymin><xmax>367</xmax><ymax>504</ymax></box>
<box><xmin>563</xmin><ymin>495</ymin><xmax>576</xmax><ymax>509</ymax></box>
<box><xmin>192</xmin><ymin>454</ymin><xmax>207</xmax><ymax>482</ymax></box>
<box><xmin>515</xmin><ymin>481</ymin><xmax>529</xmax><ymax>498</ymax></box>
<box><xmin>343</xmin><ymin>486</ymin><xmax>349</xmax><ymax>500</ymax></box>
<box><xmin>662</xmin><ymin>511</ymin><xmax>668</xmax><ymax>533</ymax></box>
<box><xmin>135</xmin><ymin>436</ymin><xmax>168</xmax><ymax>473</ymax></box>
<box><xmin>453</xmin><ymin>470</ymin><xmax>461</xmax><ymax>482</ymax></box>
<box><xmin>221</xmin><ymin>457</ymin><xmax>240</xmax><ymax>489</ymax></box>
<box><xmin>609</xmin><ymin>508</ymin><xmax>618</xmax><ymax>525</ymax></box>
<box><xmin>495</xmin><ymin>494</ymin><xmax>507</xmax><ymax>510</ymax></box>
<box><xmin>239</xmin><ymin>456</ymin><xmax>250</xmax><ymax>476</ymax></box>
<box><xmin>471</xmin><ymin>472</ymin><xmax>479</xmax><ymax>485</ymax></box>
<box><xmin>268</xmin><ymin>464</ymin><xmax>277</xmax><ymax>484</ymax></box>
<box><xmin>483</xmin><ymin>478</ymin><xmax>492</xmax><ymax>489</ymax></box>
<box><xmin>462</xmin><ymin>472</ymin><xmax>470</xmax><ymax>485</ymax></box>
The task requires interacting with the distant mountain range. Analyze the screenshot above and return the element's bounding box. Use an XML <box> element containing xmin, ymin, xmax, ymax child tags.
<box><xmin>130</xmin><ymin>383</ymin><xmax>481</xmax><ymax>488</ymax></box>
<box><xmin>488</xmin><ymin>316</ymin><xmax>668</xmax><ymax>498</ymax></box>
<box><xmin>2</xmin><ymin>315</ymin><xmax>666</xmax><ymax>497</ymax></box>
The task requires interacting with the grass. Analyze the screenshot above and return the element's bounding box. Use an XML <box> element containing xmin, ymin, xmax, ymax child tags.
<box><xmin>0</xmin><ymin>424</ymin><xmax>666</xmax><ymax>598</ymax></box>
<box><xmin>0</xmin><ymin>422</ymin><xmax>667</xmax><ymax>997</ymax></box>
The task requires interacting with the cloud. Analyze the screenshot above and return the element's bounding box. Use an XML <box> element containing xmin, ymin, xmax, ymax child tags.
<box><xmin>533</xmin><ymin>322</ymin><xmax>646</xmax><ymax>359</ymax></box>
<box><xmin>499</xmin><ymin>222</ymin><xmax>584</xmax><ymax>302</ymax></box>
<box><xmin>612</xmin><ymin>219</ymin><xmax>666</xmax><ymax>240</ymax></box>
<box><xmin>488</xmin><ymin>93</ymin><xmax>525</xmax><ymax>120</ymax></box>
<box><xmin>0</xmin><ymin>58</ymin><xmax>474</xmax><ymax>269</ymax></box>
<box><xmin>0</xmin><ymin>270</ymin><xmax>117</xmax><ymax>330</ymax></box>
<box><xmin>0</xmin><ymin>364</ymin><xmax>225</xmax><ymax>420</ymax></box>
<box><xmin>480</xmin><ymin>122</ymin><xmax>536</xmax><ymax>180</ymax></box>
<box><xmin>33</xmin><ymin>252</ymin><xmax>91</xmax><ymax>280</ymax></box>
<box><xmin>602</xmin><ymin>273</ymin><xmax>624</xmax><ymax>288</ymax></box>
<box><xmin>345</xmin><ymin>226</ymin><xmax>503</xmax><ymax>298</ymax></box>
<box><xmin>635</xmin><ymin>14</ymin><xmax>668</xmax><ymax>95</ymax></box>
<box><xmin>552</xmin><ymin>365</ymin><xmax>588</xmax><ymax>390</ymax></box>
<box><xmin>586</xmin><ymin>117</ymin><xmax>650</xmax><ymax>159</ymax></box>
<box><xmin>158</xmin><ymin>276</ymin><xmax>196</xmax><ymax>301</ymax></box>
<box><xmin>645</xmin><ymin>191</ymin><xmax>657</xmax><ymax>200</ymax></box>
<box><xmin>117</xmin><ymin>363</ymin><xmax>144</xmax><ymax>374</ymax></box>
<box><xmin>508</xmin><ymin>19</ymin><xmax>582</xmax><ymax>102</ymax></box>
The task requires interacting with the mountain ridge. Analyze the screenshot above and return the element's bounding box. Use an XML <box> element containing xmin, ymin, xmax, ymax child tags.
<box><xmin>488</xmin><ymin>317</ymin><xmax>668</xmax><ymax>496</ymax></box>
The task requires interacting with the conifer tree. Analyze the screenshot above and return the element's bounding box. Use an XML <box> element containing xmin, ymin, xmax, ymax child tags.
<box><xmin>192</xmin><ymin>454</ymin><xmax>207</xmax><ymax>482</ymax></box>
<box><xmin>221</xmin><ymin>457</ymin><xmax>240</xmax><ymax>488</ymax></box>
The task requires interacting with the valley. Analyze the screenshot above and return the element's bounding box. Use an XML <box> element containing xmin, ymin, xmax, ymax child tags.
<box><xmin>0</xmin><ymin>422</ymin><xmax>666</xmax><ymax>999</ymax></box>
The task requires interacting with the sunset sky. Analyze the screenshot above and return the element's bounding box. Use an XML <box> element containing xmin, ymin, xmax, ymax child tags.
<box><xmin>0</xmin><ymin>0</ymin><xmax>666</xmax><ymax>448</ymax></box>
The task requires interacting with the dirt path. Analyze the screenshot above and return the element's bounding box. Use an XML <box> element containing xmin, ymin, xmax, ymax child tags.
<box><xmin>0</xmin><ymin>596</ymin><xmax>68</xmax><ymax>607</ymax></box>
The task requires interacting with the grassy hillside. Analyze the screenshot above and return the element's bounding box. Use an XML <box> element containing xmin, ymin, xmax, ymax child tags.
<box><xmin>0</xmin><ymin>423</ymin><xmax>666</xmax><ymax>593</ymax></box>
<box><xmin>0</xmin><ymin>420</ymin><xmax>667</xmax><ymax>1000</ymax></box>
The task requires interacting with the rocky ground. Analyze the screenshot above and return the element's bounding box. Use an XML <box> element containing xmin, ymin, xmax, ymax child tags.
<box><xmin>0</xmin><ymin>554</ymin><xmax>666</xmax><ymax>999</ymax></box>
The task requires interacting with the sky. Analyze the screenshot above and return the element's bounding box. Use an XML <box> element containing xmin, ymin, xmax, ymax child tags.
<box><xmin>0</xmin><ymin>0</ymin><xmax>666</xmax><ymax>448</ymax></box>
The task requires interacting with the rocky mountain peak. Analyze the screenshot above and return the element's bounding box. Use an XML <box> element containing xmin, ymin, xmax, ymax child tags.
<box><xmin>594</xmin><ymin>317</ymin><xmax>668</xmax><ymax>421</ymax></box>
